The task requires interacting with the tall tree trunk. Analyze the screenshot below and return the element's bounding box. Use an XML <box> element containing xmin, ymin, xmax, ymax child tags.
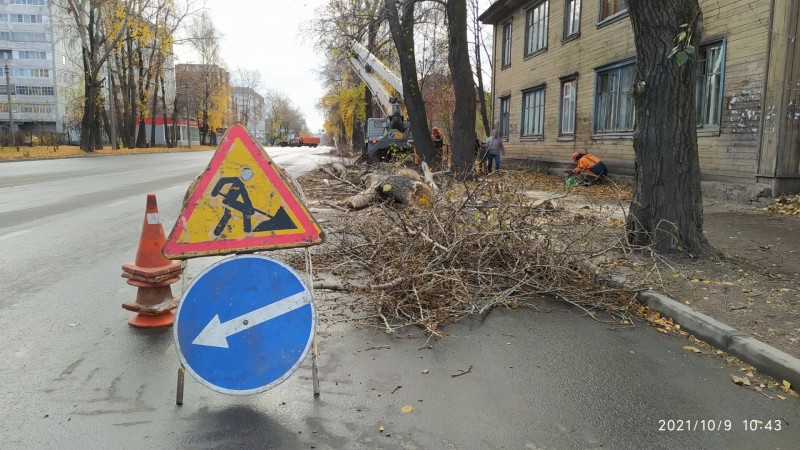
<box><xmin>626</xmin><ymin>0</ymin><xmax>710</xmax><ymax>254</ymax></box>
<box><xmin>161</xmin><ymin>75</ymin><xmax>172</xmax><ymax>147</ymax></box>
<box><xmin>446</xmin><ymin>0</ymin><xmax>477</xmax><ymax>177</ymax></box>
<box><xmin>136</xmin><ymin>49</ymin><xmax>148</xmax><ymax>147</ymax></box>
<box><xmin>150</xmin><ymin>67</ymin><xmax>160</xmax><ymax>147</ymax></box>
<box><xmin>385</xmin><ymin>0</ymin><xmax>435</xmax><ymax>163</ymax></box>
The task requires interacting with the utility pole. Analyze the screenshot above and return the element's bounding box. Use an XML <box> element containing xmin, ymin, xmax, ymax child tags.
<box><xmin>185</xmin><ymin>80</ymin><xmax>191</xmax><ymax>149</ymax></box>
<box><xmin>4</xmin><ymin>63</ymin><xmax>17</xmax><ymax>151</ymax></box>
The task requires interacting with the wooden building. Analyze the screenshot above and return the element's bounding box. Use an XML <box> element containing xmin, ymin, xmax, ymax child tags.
<box><xmin>479</xmin><ymin>0</ymin><xmax>800</xmax><ymax>195</ymax></box>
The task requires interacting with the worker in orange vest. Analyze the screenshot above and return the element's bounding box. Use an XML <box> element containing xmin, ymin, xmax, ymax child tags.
<box><xmin>569</xmin><ymin>151</ymin><xmax>608</xmax><ymax>185</ymax></box>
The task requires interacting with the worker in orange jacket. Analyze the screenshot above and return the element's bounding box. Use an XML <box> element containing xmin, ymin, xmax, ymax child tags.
<box><xmin>569</xmin><ymin>151</ymin><xmax>608</xmax><ymax>185</ymax></box>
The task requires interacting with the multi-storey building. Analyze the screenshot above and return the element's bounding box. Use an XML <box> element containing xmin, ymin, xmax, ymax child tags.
<box><xmin>479</xmin><ymin>0</ymin><xmax>800</xmax><ymax>195</ymax></box>
<box><xmin>231</xmin><ymin>86</ymin><xmax>265</xmax><ymax>137</ymax></box>
<box><xmin>0</xmin><ymin>0</ymin><xmax>59</xmax><ymax>133</ymax></box>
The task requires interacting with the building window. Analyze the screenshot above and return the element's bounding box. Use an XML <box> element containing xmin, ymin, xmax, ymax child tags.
<box><xmin>16</xmin><ymin>68</ymin><xmax>49</xmax><ymax>78</ymax></box>
<box><xmin>10</xmin><ymin>0</ymin><xmax>46</xmax><ymax>5</ymax></box>
<box><xmin>501</xmin><ymin>22</ymin><xmax>512</xmax><ymax>67</ymax></box>
<box><xmin>560</xmin><ymin>79</ymin><xmax>577</xmax><ymax>135</ymax></box>
<box><xmin>0</xmin><ymin>49</ymin><xmax>11</xmax><ymax>60</ymax></box>
<box><xmin>696</xmin><ymin>41</ymin><xmax>724</xmax><ymax>129</ymax></box>
<box><xmin>11</xmin><ymin>14</ymin><xmax>43</xmax><ymax>23</ymax></box>
<box><xmin>0</xmin><ymin>32</ymin><xmax>10</xmax><ymax>41</ymax></box>
<box><xmin>524</xmin><ymin>1</ymin><xmax>549</xmax><ymax>56</ymax></box>
<box><xmin>16</xmin><ymin>85</ymin><xmax>54</xmax><ymax>95</ymax></box>
<box><xmin>499</xmin><ymin>96</ymin><xmax>510</xmax><ymax>138</ymax></box>
<box><xmin>521</xmin><ymin>87</ymin><xmax>545</xmax><ymax>137</ymax></box>
<box><xmin>564</xmin><ymin>0</ymin><xmax>581</xmax><ymax>37</ymax></box>
<box><xmin>18</xmin><ymin>51</ymin><xmax>46</xmax><ymax>60</ymax></box>
<box><xmin>12</xmin><ymin>32</ymin><xmax>48</xmax><ymax>43</ymax></box>
<box><xmin>595</xmin><ymin>61</ymin><xmax>635</xmax><ymax>133</ymax></box>
<box><xmin>599</xmin><ymin>0</ymin><xmax>627</xmax><ymax>22</ymax></box>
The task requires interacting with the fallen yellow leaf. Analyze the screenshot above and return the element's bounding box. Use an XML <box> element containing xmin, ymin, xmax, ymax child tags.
<box><xmin>702</xmin><ymin>280</ymin><xmax>712</xmax><ymax>284</ymax></box>
<box><xmin>732</xmin><ymin>375</ymin><xmax>751</xmax><ymax>386</ymax></box>
<box><xmin>782</xmin><ymin>380</ymin><xmax>793</xmax><ymax>391</ymax></box>
<box><xmin>682</xmin><ymin>345</ymin><xmax>701</xmax><ymax>353</ymax></box>
<box><xmin>402</xmin><ymin>405</ymin><xmax>413</xmax><ymax>414</ymax></box>
<box><xmin>379</xmin><ymin>425</ymin><xmax>385</xmax><ymax>433</ymax></box>
<box><xmin>657</xmin><ymin>328</ymin><xmax>667</xmax><ymax>334</ymax></box>
<box><xmin>690</xmin><ymin>278</ymin><xmax>700</xmax><ymax>283</ymax></box>
<box><xmin>672</xmin><ymin>274</ymin><xmax>681</xmax><ymax>278</ymax></box>
<box><xmin>777</xmin><ymin>395</ymin><xmax>786</xmax><ymax>400</ymax></box>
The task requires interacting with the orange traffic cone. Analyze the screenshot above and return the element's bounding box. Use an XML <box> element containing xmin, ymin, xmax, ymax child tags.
<box><xmin>121</xmin><ymin>194</ymin><xmax>182</xmax><ymax>328</ymax></box>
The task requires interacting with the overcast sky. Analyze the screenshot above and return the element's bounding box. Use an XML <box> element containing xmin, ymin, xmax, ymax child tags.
<box><xmin>174</xmin><ymin>1</ymin><xmax>328</xmax><ymax>132</ymax></box>
<box><xmin>175</xmin><ymin>0</ymin><xmax>494</xmax><ymax>133</ymax></box>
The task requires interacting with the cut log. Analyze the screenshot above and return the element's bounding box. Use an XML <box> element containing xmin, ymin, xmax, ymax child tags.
<box><xmin>344</xmin><ymin>173</ymin><xmax>383</xmax><ymax>209</ymax></box>
<box><xmin>395</xmin><ymin>168</ymin><xmax>422</xmax><ymax>181</ymax></box>
<box><xmin>376</xmin><ymin>175</ymin><xmax>433</xmax><ymax>207</ymax></box>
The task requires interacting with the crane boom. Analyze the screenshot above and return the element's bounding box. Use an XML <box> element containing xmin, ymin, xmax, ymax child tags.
<box><xmin>348</xmin><ymin>56</ymin><xmax>394</xmax><ymax>117</ymax></box>
<box><xmin>350</xmin><ymin>42</ymin><xmax>404</xmax><ymax>98</ymax></box>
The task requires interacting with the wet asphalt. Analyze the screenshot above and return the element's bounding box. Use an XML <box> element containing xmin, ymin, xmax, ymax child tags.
<box><xmin>0</xmin><ymin>151</ymin><xmax>798</xmax><ymax>449</ymax></box>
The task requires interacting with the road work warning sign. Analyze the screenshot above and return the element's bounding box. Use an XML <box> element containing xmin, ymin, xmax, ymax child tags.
<box><xmin>162</xmin><ymin>124</ymin><xmax>324</xmax><ymax>259</ymax></box>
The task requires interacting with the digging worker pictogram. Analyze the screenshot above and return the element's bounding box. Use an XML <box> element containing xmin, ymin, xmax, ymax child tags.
<box><xmin>210</xmin><ymin>167</ymin><xmax>299</xmax><ymax>237</ymax></box>
<box><xmin>211</xmin><ymin>169</ymin><xmax>258</xmax><ymax>236</ymax></box>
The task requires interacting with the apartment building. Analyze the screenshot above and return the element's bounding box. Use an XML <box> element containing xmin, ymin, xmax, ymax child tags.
<box><xmin>0</xmin><ymin>0</ymin><xmax>60</xmax><ymax>133</ymax></box>
<box><xmin>479</xmin><ymin>0</ymin><xmax>800</xmax><ymax>195</ymax></box>
<box><xmin>231</xmin><ymin>86</ymin><xmax>265</xmax><ymax>136</ymax></box>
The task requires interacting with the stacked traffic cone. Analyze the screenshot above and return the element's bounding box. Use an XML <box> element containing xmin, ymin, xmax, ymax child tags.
<box><xmin>121</xmin><ymin>194</ymin><xmax>182</xmax><ymax>328</ymax></box>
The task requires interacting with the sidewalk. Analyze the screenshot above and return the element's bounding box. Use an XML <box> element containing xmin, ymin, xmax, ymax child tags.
<box><xmin>525</xmin><ymin>182</ymin><xmax>800</xmax><ymax>387</ymax></box>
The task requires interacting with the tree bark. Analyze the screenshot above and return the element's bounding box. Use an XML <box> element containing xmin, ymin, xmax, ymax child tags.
<box><xmin>384</xmin><ymin>0</ymin><xmax>435</xmax><ymax>163</ymax></box>
<box><xmin>446</xmin><ymin>0</ymin><xmax>477</xmax><ymax>178</ymax></box>
<box><xmin>626</xmin><ymin>0</ymin><xmax>710</xmax><ymax>254</ymax></box>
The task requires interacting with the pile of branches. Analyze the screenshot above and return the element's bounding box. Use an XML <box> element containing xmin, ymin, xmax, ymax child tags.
<box><xmin>308</xmin><ymin>165</ymin><xmax>636</xmax><ymax>336</ymax></box>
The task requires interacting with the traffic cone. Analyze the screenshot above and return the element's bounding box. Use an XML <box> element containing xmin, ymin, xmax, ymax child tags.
<box><xmin>121</xmin><ymin>194</ymin><xmax>182</xmax><ymax>328</ymax></box>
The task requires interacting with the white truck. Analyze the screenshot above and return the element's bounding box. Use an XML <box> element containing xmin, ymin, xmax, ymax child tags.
<box><xmin>348</xmin><ymin>42</ymin><xmax>414</xmax><ymax>163</ymax></box>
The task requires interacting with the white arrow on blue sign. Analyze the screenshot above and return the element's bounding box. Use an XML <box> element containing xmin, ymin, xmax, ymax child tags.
<box><xmin>173</xmin><ymin>254</ymin><xmax>316</xmax><ymax>395</ymax></box>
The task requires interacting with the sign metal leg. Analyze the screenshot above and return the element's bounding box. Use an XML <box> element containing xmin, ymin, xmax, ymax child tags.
<box><xmin>306</xmin><ymin>248</ymin><xmax>320</xmax><ymax>397</ymax></box>
<box><xmin>176</xmin><ymin>366</ymin><xmax>185</xmax><ymax>406</ymax></box>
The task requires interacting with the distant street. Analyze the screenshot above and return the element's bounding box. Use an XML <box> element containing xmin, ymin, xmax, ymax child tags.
<box><xmin>0</xmin><ymin>149</ymin><xmax>798</xmax><ymax>449</ymax></box>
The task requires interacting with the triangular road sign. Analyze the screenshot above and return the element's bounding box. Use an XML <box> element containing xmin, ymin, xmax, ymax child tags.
<box><xmin>163</xmin><ymin>124</ymin><xmax>324</xmax><ymax>259</ymax></box>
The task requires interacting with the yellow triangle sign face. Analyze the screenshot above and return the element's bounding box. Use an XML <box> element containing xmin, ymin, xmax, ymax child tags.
<box><xmin>163</xmin><ymin>124</ymin><xmax>324</xmax><ymax>259</ymax></box>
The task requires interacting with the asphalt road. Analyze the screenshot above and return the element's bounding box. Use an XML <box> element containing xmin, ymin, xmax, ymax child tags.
<box><xmin>0</xmin><ymin>150</ymin><xmax>798</xmax><ymax>449</ymax></box>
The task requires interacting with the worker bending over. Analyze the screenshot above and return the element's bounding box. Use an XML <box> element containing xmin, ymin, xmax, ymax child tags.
<box><xmin>569</xmin><ymin>151</ymin><xmax>608</xmax><ymax>185</ymax></box>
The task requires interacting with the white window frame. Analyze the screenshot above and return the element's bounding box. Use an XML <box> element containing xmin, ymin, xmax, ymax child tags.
<box><xmin>560</xmin><ymin>79</ymin><xmax>577</xmax><ymax>136</ymax></box>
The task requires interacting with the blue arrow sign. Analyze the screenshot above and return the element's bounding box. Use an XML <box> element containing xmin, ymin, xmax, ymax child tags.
<box><xmin>173</xmin><ymin>255</ymin><xmax>316</xmax><ymax>395</ymax></box>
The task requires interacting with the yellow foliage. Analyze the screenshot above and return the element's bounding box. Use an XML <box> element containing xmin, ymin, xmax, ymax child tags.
<box><xmin>207</xmin><ymin>85</ymin><xmax>230</xmax><ymax>131</ymax></box>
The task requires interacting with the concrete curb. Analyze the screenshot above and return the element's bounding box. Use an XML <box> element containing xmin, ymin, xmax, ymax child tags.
<box><xmin>637</xmin><ymin>290</ymin><xmax>800</xmax><ymax>389</ymax></box>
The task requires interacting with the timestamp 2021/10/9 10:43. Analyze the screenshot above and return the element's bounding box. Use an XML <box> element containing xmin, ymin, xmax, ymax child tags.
<box><xmin>658</xmin><ymin>419</ymin><xmax>784</xmax><ymax>432</ymax></box>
